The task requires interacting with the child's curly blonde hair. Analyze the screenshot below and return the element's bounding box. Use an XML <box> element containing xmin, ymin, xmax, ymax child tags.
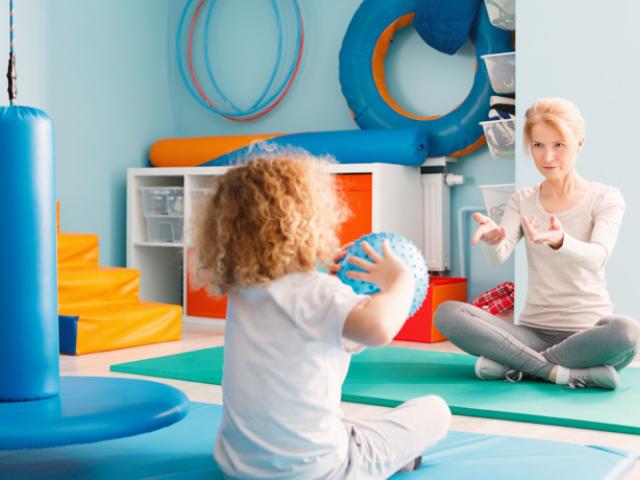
<box><xmin>191</xmin><ymin>148</ymin><xmax>350</xmax><ymax>295</ymax></box>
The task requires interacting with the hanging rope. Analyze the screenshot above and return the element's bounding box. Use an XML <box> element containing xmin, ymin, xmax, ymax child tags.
<box><xmin>176</xmin><ymin>0</ymin><xmax>303</xmax><ymax>122</ymax></box>
<box><xmin>6</xmin><ymin>0</ymin><xmax>17</xmax><ymax>104</ymax></box>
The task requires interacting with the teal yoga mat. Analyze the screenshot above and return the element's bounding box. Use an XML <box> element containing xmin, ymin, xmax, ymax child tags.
<box><xmin>0</xmin><ymin>403</ymin><xmax>635</xmax><ymax>480</ymax></box>
<box><xmin>111</xmin><ymin>346</ymin><xmax>640</xmax><ymax>435</ymax></box>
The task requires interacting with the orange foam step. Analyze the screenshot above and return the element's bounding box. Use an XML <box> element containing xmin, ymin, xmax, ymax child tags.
<box><xmin>59</xmin><ymin>302</ymin><xmax>182</xmax><ymax>355</ymax></box>
<box><xmin>58</xmin><ymin>233</ymin><xmax>99</xmax><ymax>270</ymax></box>
<box><xmin>58</xmin><ymin>267</ymin><xmax>140</xmax><ymax>309</ymax></box>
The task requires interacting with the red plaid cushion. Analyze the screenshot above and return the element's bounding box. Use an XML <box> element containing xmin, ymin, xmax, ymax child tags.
<box><xmin>471</xmin><ymin>282</ymin><xmax>514</xmax><ymax>314</ymax></box>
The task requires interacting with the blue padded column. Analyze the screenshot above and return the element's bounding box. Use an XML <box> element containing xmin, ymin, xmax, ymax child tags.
<box><xmin>0</xmin><ymin>106</ymin><xmax>58</xmax><ymax>401</ymax></box>
<box><xmin>0</xmin><ymin>106</ymin><xmax>189</xmax><ymax>449</ymax></box>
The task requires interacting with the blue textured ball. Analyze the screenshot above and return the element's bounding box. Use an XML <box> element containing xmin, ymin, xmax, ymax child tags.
<box><xmin>337</xmin><ymin>232</ymin><xmax>429</xmax><ymax>316</ymax></box>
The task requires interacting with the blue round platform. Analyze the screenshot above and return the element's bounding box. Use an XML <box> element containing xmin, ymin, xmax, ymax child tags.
<box><xmin>0</xmin><ymin>376</ymin><xmax>190</xmax><ymax>450</ymax></box>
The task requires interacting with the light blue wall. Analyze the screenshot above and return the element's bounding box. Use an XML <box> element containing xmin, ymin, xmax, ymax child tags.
<box><xmin>0</xmin><ymin>3</ymin><xmax>50</xmax><ymax>113</ymax></box>
<box><xmin>1</xmin><ymin>0</ymin><xmax>176</xmax><ymax>266</ymax></box>
<box><xmin>516</xmin><ymin>0</ymin><xmax>640</xmax><ymax>319</ymax></box>
<box><xmin>1</xmin><ymin>0</ymin><xmax>513</xmax><ymax>297</ymax></box>
<box><xmin>4</xmin><ymin>0</ymin><xmax>635</xmax><ymax>316</ymax></box>
<box><xmin>169</xmin><ymin>0</ymin><xmax>514</xmax><ymax>299</ymax></box>
<box><xmin>169</xmin><ymin>0</ymin><xmax>360</xmax><ymax>135</ymax></box>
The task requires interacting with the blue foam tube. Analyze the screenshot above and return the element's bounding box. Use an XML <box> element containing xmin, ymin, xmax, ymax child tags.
<box><xmin>202</xmin><ymin>128</ymin><xmax>430</xmax><ymax>166</ymax></box>
<box><xmin>0</xmin><ymin>106</ymin><xmax>58</xmax><ymax>401</ymax></box>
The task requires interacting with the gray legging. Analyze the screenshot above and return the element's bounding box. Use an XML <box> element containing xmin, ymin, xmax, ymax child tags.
<box><xmin>434</xmin><ymin>301</ymin><xmax>640</xmax><ymax>381</ymax></box>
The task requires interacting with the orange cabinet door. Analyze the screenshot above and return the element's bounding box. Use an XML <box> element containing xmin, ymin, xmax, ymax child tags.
<box><xmin>186</xmin><ymin>173</ymin><xmax>373</xmax><ymax>319</ymax></box>
<box><xmin>335</xmin><ymin>173</ymin><xmax>372</xmax><ymax>245</ymax></box>
<box><xmin>186</xmin><ymin>248</ymin><xmax>227</xmax><ymax>319</ymax></box>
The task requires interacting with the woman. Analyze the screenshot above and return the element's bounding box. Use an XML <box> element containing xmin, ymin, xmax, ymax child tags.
<box><xmin>435</xmin><ymin>98</ymin><xmax>639</xmax><ymax>390</ymax></box>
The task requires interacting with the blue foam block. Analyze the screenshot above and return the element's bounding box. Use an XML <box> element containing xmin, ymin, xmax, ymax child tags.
<box><xmin>0</xmin><ymin>403</ymin><xmax>635</xmax><ymax>479</ymax></box>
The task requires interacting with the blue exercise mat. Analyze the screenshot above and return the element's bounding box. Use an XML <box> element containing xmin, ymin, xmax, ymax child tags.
<box><xmin>0</xmin><ymin>402</ymin><xmax>635</xmax><ymax>479</ymax></box>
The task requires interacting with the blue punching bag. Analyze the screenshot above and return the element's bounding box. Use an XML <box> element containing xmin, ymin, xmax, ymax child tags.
<box><xmin>0</xmin><ymin>106</ymin><xmax>58</xmax><ymax>401</ymax></box>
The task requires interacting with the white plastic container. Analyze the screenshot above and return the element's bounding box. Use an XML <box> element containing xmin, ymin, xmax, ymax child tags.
<box><xmin>140</xmin><ymin>187</ymin><xmax>184</xmax><ymax>216</ymax></box>
<box><xmin>190</xmin><ymin>188</ymin><xmax>211</xmax><ymax>215</ymax></box>
<box><xmin>484</xmin><ymin>0</ymin><xmax>515</xmax><ymax>31</ymax></box>
<box><xmin>480</xmin><ymin>118</ymin><xmax>515</xmax><ymax>159</ymax></box>
<box><xmin>145</xmin><ymin>215</ymin><xmax>184</xmax><ymax>242</ymax></box>
<box><xmin>478</xmin><ymin>183</ymin><xmax>515</xmax><ymax>224</ymax></box>
<box><xmin>481</xmin><ymin>51</ymin><xmax>515</xmax><ymax>94</ymax></box>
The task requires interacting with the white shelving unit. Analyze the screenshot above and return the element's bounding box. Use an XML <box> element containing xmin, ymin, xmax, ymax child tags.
<box><xmin>127</xmin><ymin>164</ymin><xmax>423</xmax><ymax>325</ymax></box>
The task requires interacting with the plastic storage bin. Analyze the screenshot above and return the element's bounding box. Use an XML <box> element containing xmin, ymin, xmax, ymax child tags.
<box><xmin>478</xmin><ymin>183</ymin><xmax>515</xmax><ymax>224</ymax></box>
<box><xmin>145</xmin><ymin>215</ymin><xmax>184</xmax><ymax>243</ymax></box>
<box><xmin>190</xmin><ymin>188</ymin><xmax>211</xmax><ymax>215</ymax></box>
<box><xmin>481</xmin><ymin>51</ymin><xmax>515</xmax><ymax>94</ymax></box>
<box><xmin>140</xmin><ymin>187</ymin><xmax>184</xmax><ymax>216</ymax></box>
<box><xmin>480</xmin><ymin>118</ymin><xmax>515</xmax><ymax>159</ymax></box>
<box><xmin>484</xmin><ymin>0</ymin><xmax>515</xmax><ymax>31</ymax></box>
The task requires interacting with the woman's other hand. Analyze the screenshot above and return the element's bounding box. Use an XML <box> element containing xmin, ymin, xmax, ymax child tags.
<box><xmin>522</xmin><ymin>215</ymin><xmax>564</xmax><ymax>249</ymax></box>
<box><xmin>471</xmin><ymin>212</ymin><xmax>506</xmax><ymax>246</ymax></box>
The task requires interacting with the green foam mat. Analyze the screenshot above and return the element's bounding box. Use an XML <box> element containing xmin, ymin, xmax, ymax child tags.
<box><xmin>111</xmin><ymin>346</ymin><xmax>640</xmax><ymax>435</ymax></box>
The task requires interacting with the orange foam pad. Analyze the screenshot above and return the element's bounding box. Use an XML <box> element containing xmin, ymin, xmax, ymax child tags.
<box><xmin>150</xmin><ymin>133</ymin><xmax>283</xmax><ymax>167</ymax></box>
<box><xmin>60</xmin><ymin>302</ymin><xmax>182</xmax><ymax>355</ymax></box>
<box><xmin>58</xmin><ymin>233</ymin><xmax>99</xmax><ymax>270</ymax></box>
<box><xmin>58</xmin><ymin>267</ymin><xmax>140</xmax><ymax>309</ymax></box>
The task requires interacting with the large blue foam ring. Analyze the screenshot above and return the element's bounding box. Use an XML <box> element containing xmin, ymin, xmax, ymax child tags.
<box><xmin>338</xmin><ymin>232</ymin><xmax>429</xmax><ymax>317</ymax></box>
<box><xmin>338</xmin><ymin>0</ymin><xmax>513</xmax><ymax>157</ymax></box>
<box><xmin>0</xmin><ymin>106</ymin><xmax>189</xmax><ymax>449</ymax></box>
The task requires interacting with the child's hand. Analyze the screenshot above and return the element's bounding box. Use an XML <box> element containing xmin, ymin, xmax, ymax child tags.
<box><xmin>345</xmin><ymin>240</ymin><xmax>413</xmax><ymax>292</ymax></box>
<box><xmin>328</xmin><ymin>243</ymin><xmax>352</xmax><ymax>274</ymax></box>
<box><xmin>471</xmin><ymin>212</ymin><xmax>505</xmax><ymax>246</ymax></box>
<box><xmin>342</xmin><ymin>240</ymin><xmax>416</xmax><ymax>346</ymax></box>
<box><xmin>522</xmin><ymin>215</ymin><xmax>564</xmax><ymax>249</ymax></box>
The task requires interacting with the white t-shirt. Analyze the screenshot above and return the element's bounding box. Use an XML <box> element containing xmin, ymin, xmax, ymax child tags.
<box><xmin>482</xmin><ymin>181</ymin><xmax>625</xmax><ymax>331</ymax></box>
<box><xmin>214</xmin><ymin>271</ymin><xmax>368</xmax><ymax>479</ymax></box>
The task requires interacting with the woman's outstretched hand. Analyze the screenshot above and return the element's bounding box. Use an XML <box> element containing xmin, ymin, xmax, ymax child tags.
<box><xmin>471</xmin><ymin>212</ymin><xmax>506</xmax><ymax>246</ymax></box>
<box><xmin>522</xmin><ymin>215</ymin><xmax>564</xmax><ymax>249</ymax></box>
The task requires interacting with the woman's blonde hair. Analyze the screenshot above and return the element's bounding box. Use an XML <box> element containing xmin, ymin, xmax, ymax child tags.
<box><xmin>523</xmin><ymin>97</ymin><xmax>585</xmax><ymax>150</ymax></box>
<box><xmin>191</xmin><ymin>147</ymin><xmax>350</xmax><ymax>295</ymax></box>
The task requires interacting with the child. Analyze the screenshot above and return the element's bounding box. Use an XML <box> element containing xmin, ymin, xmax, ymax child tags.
<box><xmin>192</xmin><ymin>149</ymin><xmax>451</xmax><ymax>479</ymax></box>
